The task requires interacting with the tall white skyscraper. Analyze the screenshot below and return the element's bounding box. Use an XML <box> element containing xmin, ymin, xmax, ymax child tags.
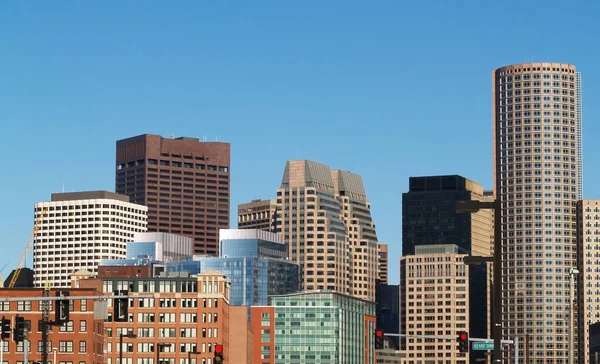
<box><xmin>33</xmin><ymin>191</ymin><xmax>147</xmax><ymax>287</ymax></box>
<box><xmin>493</xmin><ymin>63</ymin><xmax>582</xmax><ymax>362</ymax></box>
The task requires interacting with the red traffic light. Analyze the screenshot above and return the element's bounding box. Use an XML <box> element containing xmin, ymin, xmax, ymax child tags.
<box><xmin>215</xmin><ymin>344</ymin><xmax>223</xmax><ymax>354</ymax></box>
<box><xmin>459</xmin><ymin>333</ymin><xmax>467</xmax><ymax>341</ymax></box>
<box><xmin>375</xmin><ymin>329</ymin><xmax>384</xmax><ymax>338</ymax></box>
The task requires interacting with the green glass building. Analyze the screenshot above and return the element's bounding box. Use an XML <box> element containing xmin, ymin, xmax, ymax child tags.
<box><xmin>268</xmin><ymin>291</ymin><xmax>376</xmax><ymax>364</ymax></box>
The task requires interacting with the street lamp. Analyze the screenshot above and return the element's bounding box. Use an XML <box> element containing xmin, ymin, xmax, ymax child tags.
<box><xmin>118</xmin><ymin>332</ymin><xmax>137</xmax><ymax>364</ymax></box>
<box><xmin>187</xmin><ymin>350</ymin><xmax>200</xmax><ymax>364</ymax></box>
<box><xmin>456</xmin><ymin>199</ymin><xmax>501</xmax><ymax>363</ymax></box>
<box><xmin>569</xmin><ymin>268</ymin><xmax>580</xmax><ymax>364</ymax></box>
<box><xmin>156</xmin><ymin>342</ymin><xmax>172</xmax><ymax>364</ymax></box>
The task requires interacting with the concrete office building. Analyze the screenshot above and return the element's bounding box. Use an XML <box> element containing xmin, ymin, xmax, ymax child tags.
<box><xmin>400</xmin><ymin>175</ymin><xmax>493</xmax><ymax>351</ymax></box>
<box><xmin>75</xmin><ymin>270</ymin><xmax>231</xmax><ymax>364</ymax></box>
<box><xmin>493</xmin><ymin>63</ymin><xmax>582</xmax><ymax>362</ymax></box>
<box><xmin>116</xmin><ymin>134</ymin><xmax>230</xmax><ymax>255</ymax></box>
<box><xmin>578</xmin><ymin>200</ymin><xmax>600</xmax><ymax>363</ymax></box>
<box><xmin>251</xmin><ymin>291</ymin><xmax>376</xmax><ymax>364</ymax></box>
<box><xmin>166</xmin><ymin>229</ymin><xmax>300</xmax><ymax>307</ymax></box>
<box><xmin>333</xmin><ymin>169</ymin><xmax>379</xmax><ymax>300</ymax></box>
<box><xmin>0</xmin><ymin>286</ymin><xmax>105</xmax><ymax>364</ymax></box>
<box><xmin>399</xmin><ymin>245</ymin><xmax>470</xmax><ymax>363</ymax></box>
<box><xmin>33</xmin><ymin>191</ymin><xmax>148</xmax><ymax>288</ymax></box>
<box><xmin>378</xmin><ymin>243</ymin><xmax>389</xmax><ymax>285</ymax></box>
<box><xmin>276</xmin><ymin>160</ymin><xmax>380</xmax><ymax>301</ymax></box>
<box><xmin>237</xmin><ymin>199</ymin><xmax>277</xmax><ymax>232</ymax></box>
<box><xmin>129</xmin><ymin>232</ymin><xmax>193</xmax><ymax>262</ymax></box>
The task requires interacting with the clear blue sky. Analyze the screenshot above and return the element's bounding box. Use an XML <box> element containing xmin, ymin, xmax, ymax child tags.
<box><xmin>2</xmin><ymin>1</ymin><xmax>600</xmax><ymax>285</ymax></box>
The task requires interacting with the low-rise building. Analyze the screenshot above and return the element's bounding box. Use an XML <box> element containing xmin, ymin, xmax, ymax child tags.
<box><xmin>74</xmin><ymin>270</ymin><xmax>230</xmax><ymax>364</ymax></box>
<box><xmin>0</xmin><ymin>286</ymin><xmax>105</xmax><ymax>364</ymax></box>
<box><xmin>228</xmin><ymin>306</ymin><xmax>253</xmax><ymax>364</ymax></box>
<box><xmin>251</xmin><ymin>291</ymin><xmax>376</xmax><ymax>364</ymax></box>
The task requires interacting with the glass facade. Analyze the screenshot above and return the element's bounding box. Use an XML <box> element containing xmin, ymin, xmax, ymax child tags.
<box><xmin>166</xmin><ymin>236</ymin><xmax>300</xmax><ymax>307</ymax></box>
<box><xmin>220</xmin><ymin>238</ymin><xmax>287</xmax><ymax>259</ymax></box>
<box><xmin>269</xmin><ymin>292</ymin><xmax>375</xmax><ymax>364</ymax></box>
<box><xmin>127</xmin><ymin>242</ymin><xmax>161</xmax><ymax>260</ymax></box>
<box><xmin>166</xmin><ymin>256</ymin><xmax>299</xmax><ymax>306</ymax></box>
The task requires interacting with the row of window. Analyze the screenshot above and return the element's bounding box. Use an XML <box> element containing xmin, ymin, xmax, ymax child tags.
<box><xmin>0</xmin><ymin>301</ymin><xmax>87</xmax><ymax>312</ymax></box>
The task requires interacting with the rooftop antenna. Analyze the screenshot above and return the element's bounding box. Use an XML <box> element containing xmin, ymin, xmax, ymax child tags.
<box><xmin>62</xmin><ymin>183</ymin><xmax>64</xmax><ymax>193</ymax></box>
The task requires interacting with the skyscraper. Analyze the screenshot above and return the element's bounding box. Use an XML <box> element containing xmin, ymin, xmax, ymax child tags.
<box><xmin>115</xmin><ymin>134</ymin><xmax>231</xmax><ymax>255</ymax></box>
<box><xmin>33</xmin><ymin>191</ymin><xmax>148</xmax><ymax>287</ymax></box>
<box><xmin>276</xmin><ymin>160</ymin><xmax>380</xmax><ymax>300</ymax></box>
<box><xmin>493</xmin><ymin>63</ymin><xmax>582</xmax><ymax>362</ymax></box>
<box><xmin>400</xmin><ymin>175</ymin><xmax>493</xmax><ymax>354</ymax></box>
<box><xmin>400</xmin><ymin>245</ymin><xmax>471</xmax><ymax>363</ymax></box>
<box><xmin>577</xmin><ymin>200</ymin><xmax>600</xmax><ymax>364</ymax></box>
<box><xmin>402</xmin><ymin>175</ymin><xmax>494</xmax><ymax>257</ymax></box>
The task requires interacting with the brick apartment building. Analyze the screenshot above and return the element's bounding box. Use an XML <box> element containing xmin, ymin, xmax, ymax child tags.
<box><xmin>75</xmin><ymin>270</ymin><xmax>230</xmax><ymax>364</ymax></box>
<box><xmin>0</xmin><ymin>287</ymin><xmax>105</xmax><ymax>364</ymax></box>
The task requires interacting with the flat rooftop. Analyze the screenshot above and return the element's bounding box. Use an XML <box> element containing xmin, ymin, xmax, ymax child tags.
<box><xmin>51</xmin><ymin>190</ymin><xmax>130</xmax><ymax>203</ymax></box>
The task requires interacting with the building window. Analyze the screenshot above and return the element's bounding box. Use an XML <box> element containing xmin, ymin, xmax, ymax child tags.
<box><xmin>59</xmin><ymin>341</ymin><xmax>74</xmax><ymax>353</ymax></box>
<box><xmin>80</xmin><ymin>320</ymin><xmax>87</xmax><ymax>332</ymax></box>
<box><xmin>0</xmin><ymin>302</ymin><xmax>9</xmax><ymax>311</ymax></box>
<box><xmin>79</xmin><ymin>341</ymin><xmax>86</xmax><ymax>353</ymax></box>
<box><xmin>17</xmin><ymin>301</ymin><xmax>32</xmax><ymax>311</ymax></box>
<box><xmin>59</xmin><ymin>321</ymin><xmax>74</xmax><ymax>332</ymax></box>
<box><xmin>80</xmin><ymin>300</ymin><xmax>87</xmax><ymax>312</ymax></box>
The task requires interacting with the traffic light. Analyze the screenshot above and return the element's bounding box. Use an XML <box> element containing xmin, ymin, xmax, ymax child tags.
<box><xmin>55</xmin><ymin>291</ymin><xmax>70</xmax><ymax>324</ymax></box>
<box><xmin>14</xmin><ymin>315</ymin><xmax>26</xmax><ymax>342</ymax></box>
<box><xmin>1</xmin><ymin>316</ymin><xmax>10</xmax><ymax>340</ymax></box>
<box><xmin>113</xmin><ymin>290</ymin><xmax>129</xmax><ymax>322</ymax></box>
<box><xmin>375</xmin><ymin>329</ymin><xmax>385</xmax><ymax>349</ymax></box>
<box><xmin>214</xmin><ymin>344</ymin><xmax>224</xmax><ymax>363</ymax></box>
<box><xmin>457</xmin><ymin>331</ymin><xmax>469</xmax><ymax>353</ymax></box>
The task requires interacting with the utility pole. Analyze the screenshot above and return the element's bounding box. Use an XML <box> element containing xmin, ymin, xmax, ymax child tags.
<box><xmin>41</xmin><ymin>281</ymin><xmax>51</xmax><ymax>364</ymax></box>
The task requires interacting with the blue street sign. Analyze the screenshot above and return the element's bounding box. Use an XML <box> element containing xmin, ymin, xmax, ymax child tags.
<box><xmin>472</xmin><ymin>342</ymin><xmax>494</xmax><ymax>350</ymax></box>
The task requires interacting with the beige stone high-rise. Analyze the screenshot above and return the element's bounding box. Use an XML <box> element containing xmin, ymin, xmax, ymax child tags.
<box><xmin>237</xmin><ymin>199</ymin><xmax>277</xmax><ymax>232</ymax></box>
<box><xmin>493</xmin><ymin>63</ymin><xmax>582</xmax><ymax>362</ymax></box>
<box><xmin>577</xmin><ymin>200</ymin><xmax>600</xmax><ymax>364</ymax></box>
<box><xmin>276</xmin><ymin>160</ymin><xmax>380</xmax><ymax>301</ymax></box>
<box><xmin>378</xmin><ymin>243</ymin><xmax>389</xmax><ymax>285</ymax></box>
<box><xmin>399</xmin><ymin>244</ymin><xmax>470</xmax><ymax>363</ymax></box>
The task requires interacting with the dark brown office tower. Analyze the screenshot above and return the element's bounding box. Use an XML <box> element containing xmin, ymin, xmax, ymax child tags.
<box><xmin>116</xmin><ymin>134</ymin><xmax>230</xmax><ymax>255</ymax></box>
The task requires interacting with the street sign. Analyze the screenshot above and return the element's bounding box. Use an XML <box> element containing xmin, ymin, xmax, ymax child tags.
<box><xmin>472</xmin><ymin>342</ymin><xmax>494</xmax><ymax>350</ymax></box>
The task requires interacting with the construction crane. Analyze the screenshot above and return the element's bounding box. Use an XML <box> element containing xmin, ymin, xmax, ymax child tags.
<box><xmin>0</xmin><ymin>261</ymin><xmax>9</xmax><ymax>275</ymax></box>
<box><xmin>9</xmin><ymin>208</ymin><xmax>48</xmax><ymax>288</ymax></box>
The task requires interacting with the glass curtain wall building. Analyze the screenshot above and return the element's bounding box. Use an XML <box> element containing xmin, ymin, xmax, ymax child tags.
<box><xmin>251</xmin><ymin>291</ymin><xmax>376</xmax><ymax>364</ymax></box>
<box><xmin>166</xmin><ymin>229</ymin><xmax>300</xmax><ymax>306</ymax></box>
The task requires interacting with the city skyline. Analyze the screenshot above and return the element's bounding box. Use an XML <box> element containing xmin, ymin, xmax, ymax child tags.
<box><xmin>4</xmin><ymin>1</ymin><xmax>600</xmax><ymax>286</ymax></box>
